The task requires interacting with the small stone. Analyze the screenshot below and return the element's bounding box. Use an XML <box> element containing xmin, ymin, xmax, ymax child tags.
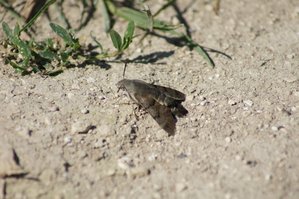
<box><xmin>148</xmin><ymin>154</ymin><xmax>158</xmax><ymax>161</ymax></box>
<box><xmin>153</xmin><ymin>184</ymin><xmax>162</xmax><ymax>191</ymax></box>
<box><xmin>286</xmin><ymin>53</ymin><xmax>295</xmax><ymax>59</ymax></box>
<box><xmin>205</xmin><ymin>4</ymin><xmax>213</xmax><ymax>11</ymax></box>
<box><xmin>98</xmin><ymin>96</ymin><xmax>106</xmax><ymax>100</ymax></box>
<box><xmin>93</xmin><ymin>139</ymin><xmax>106</xmax><ymax>148</ymax></box>
<box><xmin>71</xmin><ymin>83</ymin><xmax>80</xmax><ymax>90</ymax></box>
<box><xmin>200</xmin><ymin>100</ymin><xmax>208</xmax><ymax>106</ymax></box>
<box><xmin>67</xmin><ymin>92</ymin><xmax>74</xmax><ymax>99</ymax></box>
<box><xmin>186</xmin><ymin>95</ymin><xmax>195</xmax><ymax>101</ymax></box>
<box><xmin>48</xmin><ymin>105</ymin><xmax>59</xmax><ymax>112</ymax></box>
<box><xmin>228</xmin><ymin>99</ymin><xmax>238</xmax><ymax>106</ymax></box>
<box><xmin>15</xmin><ymin>126</ymin><xmax>32</xmax><ymax>137</ymax></box>
<box><xmin>246</xmin><ymin>160</ymin><xmax>257</xmax><ymax>167</ymax></box>
<box><xmin>171</xmin><ymin>17</ymin><xmax>180</xmax><ymax>25</ymax></box>
<box><xmin>127</xmin><ymin>167</ymin><xmax>151</xmax><ymax>178</ymax></box>
<box><xmin>152</xmin><ymin>192</ymin><xmax>161</xmax><ymax>199</ymax></box>
<box><xmin>78</xmin><ymin>151</ymin><xmax>88</xmax><ymax>159</ymax></box>
<box><xmin>64</xmin><ymin>136</ymin><xmax>72</xmax><ymax>144</ymax></box>
<box><xmin>265</xmin><ymin>173</ymin><xmax>272</xmax><ymax>181</ymax></box>
<box><xmin>71</xmin><ymin>121</ymin><xmax>94</xmax><ymax>134</ymax></box>
<box><xmin>293</xmin><ymin>91</ymin><xmax>299</xmax><ymax>97</ymax></box>
<box><xmin>86</xmin><ymin>77</ymin><xmax>95</xmax><ymax>83</ymax></box>
<box><xmin>175</xmin><ymin>182</ymin><xmax>187</xmax><ymax>192</ymax></box>
<box><xmin>225</xmin><ymin>137</ymin><xmax>232</xmax><ymax>143</ymax></box>
<box><xmin>107</xmin><ymin>169</ymin><xmax>116</xmax><ymax>176</ymax></box>
<box><xmin>271</xmin><ymin>126</ymin><xmax>278</xmax><ymax>131</ymax></box>
<box><xmin>118</xmin><ymin>156</ymin><xmax>134</xmax><ymax>170</ymax></box>
<box><xmin>81</xmin><ymin>108</ymin><xmax>89</xmax><ymax>114</ymax></box>
<box><xmin>235</xmin><ymin>155</ymin><xmax>242</xmax><ymax>161</ymax></box>
<box><xmin>243</xmin><ymin>100</ymin><xmax>253</xmax><ymax>107</ymax></box>
<box><xmin>291</xmin><ymin>106</ymin><xmax>297</xmax><ymax>112</ymax></box>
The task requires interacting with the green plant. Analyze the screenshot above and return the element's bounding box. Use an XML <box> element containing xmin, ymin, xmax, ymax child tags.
<box><xmin>103</xmin><ymin>0</ymin><xmax>215</xmax><ymax>67</ymax></box>
<box><xmin>1</xmin><ymin>0</ymin><xmax>218</xmax><ymax>76</ymax></box>
<box><xmin>1</xmin><ymin>0</ymin><xmax>136</xmax><ymax>75</ymax></box>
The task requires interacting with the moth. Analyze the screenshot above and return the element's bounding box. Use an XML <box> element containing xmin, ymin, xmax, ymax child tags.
<box><xmin>117</xmin><ymin>79</ymin><xmax>188</xmax><ymax>135</ymax></box>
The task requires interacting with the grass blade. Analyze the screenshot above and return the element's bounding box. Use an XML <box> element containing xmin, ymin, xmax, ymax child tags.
<box><xmin>101</xmin><ymin>0</ymin><xmax>112</xmax><ymax>32</ymax></box>
<box><xmin>50</xmin><ymin>23</ymin><xmax>73</xmax><ymax>46</ymax></box>
<box><xmin>20</xmin><ymin>0</ymin><xmax>56</xmax><ymax>33</ymax></box>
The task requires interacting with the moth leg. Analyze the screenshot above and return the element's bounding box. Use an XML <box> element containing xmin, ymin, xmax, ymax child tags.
<box><xmin>133</xmin><ymin>104</ymin><xmax>146</xmax><ymax>121</ymax></box>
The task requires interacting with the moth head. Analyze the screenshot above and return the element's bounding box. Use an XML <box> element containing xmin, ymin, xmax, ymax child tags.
<box><xmin>116</xmin><ymin>79</ymin><xmax>129</xmax><ymax>92</ymax></box>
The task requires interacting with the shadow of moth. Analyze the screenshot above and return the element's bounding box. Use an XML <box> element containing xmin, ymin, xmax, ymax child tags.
<box><xmin>117</xmin><ymin>79</ymin><xmax>188</xmax><ymax>135</ymax></box>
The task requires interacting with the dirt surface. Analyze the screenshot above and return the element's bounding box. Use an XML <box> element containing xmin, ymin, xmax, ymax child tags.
<box><xmin>0</xmin><ymin>0</ymin><xmax>299</xmax><ymax>198</ymax></box>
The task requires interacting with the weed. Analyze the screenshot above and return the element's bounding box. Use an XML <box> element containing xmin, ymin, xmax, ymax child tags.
<box><xmin>0</xmin><ymin>0</ymin><xmax>221</xmax><ymax>75</ymax></box>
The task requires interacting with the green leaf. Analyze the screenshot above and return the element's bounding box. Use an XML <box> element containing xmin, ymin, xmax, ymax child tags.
<box><xmin>16</xmin><ymin>40</ymin><xmax>32</xmax><ymax>65</ymax></box>
<box><xmin>90</xmin><ymin>32</ymin><xmax>104</xmax><ymax>53</ymax></box>
<box><xmin>50</xmin><ymin>23</ymin><xmax>74</xmax><ymax>46</ymax></box>
<box><xmin>38</xmin><ymin>49</ymin><xmax>57</xmax><ymax>60</ymax></box>
<box><xmin>102</xmin><ymin>0</ymin><xmax>112</xmax><ymax>32</ymax></box>
<box><xmin>2</xmin><ymin>22</ymin><xmax>13</xmax><ymax>40</ymax></box>
<box><xmin>122</xmin><ymin>21</ymin><xmax>135</xmax><ymax>50</ymax></box>
<box><xmin>109</xmin><ymin>29</ymin><xmax>122</xmax><ymax>51</ymax></box>
<box><xmin>13</xmin><ymin>23</ymin><xmax>20</xmax><ymax>37</ymax></box>
<box><xmin>193</xmin><ymin>45</ymin><xmax>214</xmax><ymax>67</ymax></box>
<box><xmin>115</xmin><ymin>7</ymin><xmax>177</xmax><ymax>31</ymax></box>
<box><xmin>7</xmin><ymin>59</ymin><xmax>26</xmax><ymax>72</ymax></box>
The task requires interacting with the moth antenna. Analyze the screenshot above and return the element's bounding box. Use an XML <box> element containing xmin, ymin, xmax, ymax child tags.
<box><xmin>122</xmin><ymin>62</ymin><xmax>128</xmax><ymax>79</ymax></box>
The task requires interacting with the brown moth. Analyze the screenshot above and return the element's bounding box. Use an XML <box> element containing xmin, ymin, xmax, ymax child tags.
<box><xmin>117</xmin><ymin>79</ymin><xmax>188</xmax><ymax>135</ymax></box>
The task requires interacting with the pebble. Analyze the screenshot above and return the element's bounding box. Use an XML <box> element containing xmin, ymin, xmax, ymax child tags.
<box><xmin>186</xmin><ymin>95</ymin><xmax>195</xmax><ymax>102</ymax></box>
<box><xmin>15</xmin><ymin>126</ymin><xmax>32</xmax><ymax>137</ymax></box>
<box><xmin>48</xmin><ymin>105</ymin><xmax>59</xmax><ymax>112</ymax></box>
<box><xmin>71</xmin><ymin>83</ymin><xmax>80</xmax><ymax>90</ymax></box>
<box><xmin>235</xmin><ymin>155</ymin><xmax>242</xmax><ymax>161</ymax></box>
<box><xmin>117</xmin><ymin>156</ymin><xmax>134</xmax><ymax>170</ymax></box>
<box><xmin>93</xmin><ymin>139</ymin><xmax>106</xmax><ymax>148</ymax></box>
<box><xmin>228</xmin><ymin>99</ymin><xmax>238</xmax><ymax>106</ymax></box>
<box><xmin>271</xmin><ymin>126</ymin><xmax>278</xmax><ymax>131</ymax></box>
<box><xmin>71</xmin><ymin>121</ymin><xmax>94</xmax><ymax>134</ymax></box>
<box><xmin>86</xmin><ymin>77</ymin><xmax>95</xmax><ymax>83</ymax></box>
<box><xmin>265</xmin><ymin>173</ymin><xmax>272</xmax><ymax>181</ymax></box>
<box><xmin>200</xmin><ymin>100</ymin><xmax>208</xmax><ymax>106</ymax></box>
<box><xmin>80</xmin><ymin>108</ymin><xmax>89</xmax><ymax>114</ymax></box>
<box><xmin>286</xmin><ymin>53</ymin><xmax>295</xmax><ymax>59</ymax></box>
<box><xmin>294</xmin><ymin>91</ymin><xmax>299</xmax><ymax>97</ymax></box>
<box><xmin>175</xmin><ymin>182</ymin><xmax>188</xmax><ymax>192</ymax></box>
<box><xmin>225</xmin><ymin>137</ymin><xmax>232</xmax><ymax>143</ymax></box>
<box><xmin>127</xmin><ymin>167</ymin><xmax>151</xmax><ymax>179</ymax></box>
<box><xmin>152</xmin><ymin>192</ymin><xmax>161</xmax><ymax>199</ymax></box>
<box><xmin>67</xmin><ymin>92</ymin><xmax>74</xmax><ymax>99</ymax></box>
<box><xmin>243</xmin><ymin>100</ymin><xmax>253</xmax><ymax>107</ymax></box>
<box><xmin>148</xmin><ymin>154</ymin><xmax>158</xmax><ymax>161</ymax></box>
<box><xmin>64</xmin><ymin>136</ymin><xmax>72</xmax><ymax>145</ymax></box>
<box><xmin>171</xmin><ymin>17</ymin><xmax>180</xmax><ymax>25</ymax></box>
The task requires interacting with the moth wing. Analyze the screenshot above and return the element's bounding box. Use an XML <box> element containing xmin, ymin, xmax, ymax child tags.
<box><xmin>152</xmin><ymin>85</ymin><xmax>186</xmax><ymax>101</ymax></box>
<box><xmin>134</xmin><ymin>93</ymin><xmax>176</xmax><ymax>135</ymax></box>
<box><xmin>171</xmin><ymin>104</ymin><xmax>188</xmax><ymax>117</ymax></box>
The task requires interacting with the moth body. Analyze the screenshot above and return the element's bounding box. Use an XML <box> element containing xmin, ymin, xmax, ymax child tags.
<box><xmin>117</xmin><ymin>79</ymin><xmax>188</xmax><ymax>135</ymax></box>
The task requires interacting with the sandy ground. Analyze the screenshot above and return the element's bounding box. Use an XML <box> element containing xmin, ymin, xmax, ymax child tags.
<box><xmin>0</xmin><ymin>0</ymin><xmax>299</xmax><ymax>198</ymax></box>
